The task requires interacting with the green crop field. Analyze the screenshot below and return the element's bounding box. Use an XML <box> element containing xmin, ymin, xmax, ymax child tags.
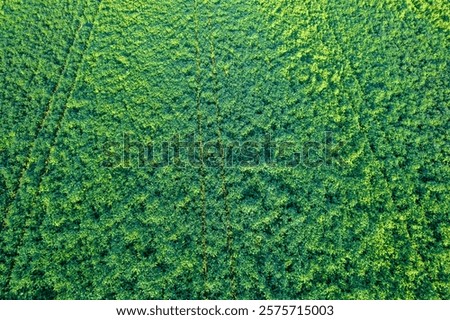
<box><xmin>0</xmin><ymin>0</ymin><xmax>449</xmax><ymax>299</ymax></box>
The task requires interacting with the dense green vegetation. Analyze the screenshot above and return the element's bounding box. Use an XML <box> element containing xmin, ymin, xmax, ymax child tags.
<box><xmin>1</xmin><ymin>0</ymin><xmax>449</xmax><ymax>299</ymax></box>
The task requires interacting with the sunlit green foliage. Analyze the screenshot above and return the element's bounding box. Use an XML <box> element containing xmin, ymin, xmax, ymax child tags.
<box><xmin>0</xmin><ymin>0</ymin><xmax>449</xmax><ymax>299</ymax></box>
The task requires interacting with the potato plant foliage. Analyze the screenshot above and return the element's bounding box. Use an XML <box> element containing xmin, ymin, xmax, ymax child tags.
<box><xmin>0</xmin><ymin>0</ymin><xmax>449</xmax><ymax>299</ymax></box>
